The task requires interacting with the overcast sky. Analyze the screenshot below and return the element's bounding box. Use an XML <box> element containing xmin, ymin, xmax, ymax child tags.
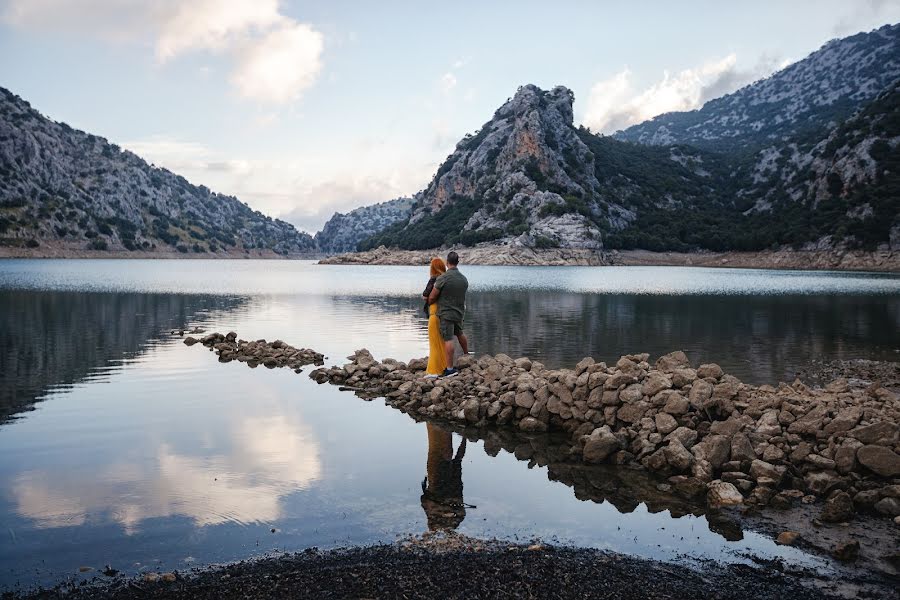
<box><xmin>1</xmin><ymin>0</ymin><xmax>898</xmax><ymax>232</ymax></box>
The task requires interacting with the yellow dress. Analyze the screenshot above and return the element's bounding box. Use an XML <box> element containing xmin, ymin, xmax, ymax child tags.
<box><xmin>426</xmin><ymin>303</ymin><xmax>448</xmax><ymax>375</ymax></box>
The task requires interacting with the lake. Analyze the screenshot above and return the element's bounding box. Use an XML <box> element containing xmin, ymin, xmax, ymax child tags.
<box><xmin>0</xmin><ymin>259</ymin><xmax>898</xmax><ymax>590</ymax></box>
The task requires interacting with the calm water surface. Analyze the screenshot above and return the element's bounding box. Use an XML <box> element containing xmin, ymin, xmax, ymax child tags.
<box><xmin>0</xmin><ymin>260</ymin><xmax>898</xmax><ymax>590</ymax></box>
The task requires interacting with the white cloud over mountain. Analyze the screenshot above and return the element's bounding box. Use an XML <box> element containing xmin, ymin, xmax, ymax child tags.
<box><xmin>582</xmin><ymin>54</ymin><xmax>789</xmax><ymax>134</ymax></box>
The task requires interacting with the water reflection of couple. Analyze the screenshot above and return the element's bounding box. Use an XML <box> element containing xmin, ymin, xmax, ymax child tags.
<box><xmin>421</xmin><ymin>423</ymin><xmax>467</xmax><ymax>531</ymax></box>
<box><xmin>422</xmin><ymin>251</ymin><xmax>469</xmax><ymax>379</ymax></box>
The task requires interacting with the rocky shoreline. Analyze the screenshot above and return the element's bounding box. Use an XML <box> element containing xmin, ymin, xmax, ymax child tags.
<box><xmin>318</xmin><ymin>244</ymin><xmax>900</xmax><ymax>271</ymax></box>
<box><xmin>9</xmin><ymin>532</ymin><xmax>880</xmax><ymax>600</ymax></box>
<box><xmin>187</xmin><ymin>333</ymin><xmax>900</xmax><ymax>562</ymax></box>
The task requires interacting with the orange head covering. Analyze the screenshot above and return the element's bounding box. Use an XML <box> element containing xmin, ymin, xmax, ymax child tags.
<box><xmin>430</xmin><ymin>257</ymin><xmax>446</xmax><ymax>279</ymax></box>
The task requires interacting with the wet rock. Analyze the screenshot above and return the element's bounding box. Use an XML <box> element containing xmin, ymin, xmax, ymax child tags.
<box><xmin>707</xmin><ymin>481</ymin><xmax>743</xmax><ymax>509</ymax></box>
<box><xmin>820</xmin><ymin>491</ymin><xmax>854</xmax><ymax>522</ymax></box>
<box><xmin>857</xmin><ymin>445</ymin><xmax>900</xmax><ymax>477</ymax></box>
<box><xmin>874</xmin><ymin>497</ymin><xmax>900</xmax><ymax>517</ymax></box>
<box><xmin>776</xmin><ymin>531</ymin><xmax>800</xmax><ymax>546</ymax></box>
<box><xmin>183</xmin><ymin>336</ymin><xmax>199</xmax><ymax>346</ymax></box>
<box><xmin>519</xmin><ymin>417</ymin><xmax>548</xmax><ymax>433</ymax></box>
<box><xmin>583</xmin><ymin>427</ymin><xmax>621</xmax><ymax>463</ymax></box>
<box><xmin>832</xmin><ymin>540</ymin><xmax>860</xmax><ymax>562</ymax></box>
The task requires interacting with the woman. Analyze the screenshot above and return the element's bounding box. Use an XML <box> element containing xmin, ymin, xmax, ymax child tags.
<box><xmin>423</xmin><ymin>257</ymin><xmax>448</xmax><ymax>377</ymax></box>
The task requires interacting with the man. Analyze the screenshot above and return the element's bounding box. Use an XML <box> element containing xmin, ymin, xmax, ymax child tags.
<box><xmin>428</xmin><ymin>250</ymin><xmax>469</xmax><ymax>377</ymax></box>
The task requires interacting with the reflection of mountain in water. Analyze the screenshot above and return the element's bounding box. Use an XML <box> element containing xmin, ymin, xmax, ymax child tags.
<box><xmin>334</xmin><ymin>291</ymin><xmax>900</xmax><ymax>384</ymax></box>
<box><xmin>0</xmin><ymin>291</ymin><xmax>245</xmax><ymax>423</ymax></box>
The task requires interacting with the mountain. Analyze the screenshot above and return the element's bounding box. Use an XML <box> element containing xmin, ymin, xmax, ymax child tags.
<box><xmin>616</xmin><ymin>24</ymin><xmax>900</xmax><ymax>152</ymax></box>
<box><xmin>358</xmin><ymin>25</ymin><xmax>900</xmax><ymax>254</ymax></box>
<box><xmin>0</xmin><ymin>87</ymin><xmax>316</xmax><ymax>255</ymax></box>
<box><xmin>315</xmin><ymin>197</ymin><xmax>413</xmax><ymax>253</ymax></box>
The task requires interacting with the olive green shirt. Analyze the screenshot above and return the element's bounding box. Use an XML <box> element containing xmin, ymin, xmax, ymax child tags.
<box><xmin>435</xmin><ymin>268</ymin><xmax>468</xmax><ymax>322</ymax></box>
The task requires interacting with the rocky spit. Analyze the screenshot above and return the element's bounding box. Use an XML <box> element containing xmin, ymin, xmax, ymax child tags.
<box><xmin>183</xmin><ymin>332</ymin><xmax>324</xmax><ymax>371</ymax></box>
<box><xmin>186</xmin><ymin>333</ymin><xmax>900</xmax><ymax>533</ymax></box>
<box><xmin>306</xmin><ymin>348</ymin><xmax>900</xmax><ymax>528</ymax></box>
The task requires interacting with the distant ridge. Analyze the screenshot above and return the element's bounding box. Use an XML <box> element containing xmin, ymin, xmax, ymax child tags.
<box><xmin>0</xmin><ymin>87</ymin><xmax>316</xmax><ymax>256</ymax></box>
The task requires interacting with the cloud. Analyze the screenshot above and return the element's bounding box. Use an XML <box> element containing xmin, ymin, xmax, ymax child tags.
<box><xmin>230</xmin><ymin>22</ymin><xmax>324</xmax><ymax>104</ymax></box>
<box><xmin>439</xmin><ymin>72</ymin><xmax>458</xmax><ymax>94</ymax></box>
<box><xmin>832</xmin><ymin>0</ymin><xmax>900</xmax><ymax>36</ymax></box>
<box><xmin>583</xmin><ymin>53</ymin><xmax>787</xmax><ymax>134</ymax></box>
<box><xmin>154</xmin><ymin>0</ymin><xmax>281</xmax><ymax>62</ymax></box>
<box><xmin>1</xmin><ymin>0</ymin><xmax>324</xmax><ymax>105</ymax></box>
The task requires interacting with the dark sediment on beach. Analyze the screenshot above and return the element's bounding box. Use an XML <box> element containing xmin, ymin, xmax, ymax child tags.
<box><xmin>8</xmin><ymin>533</ymin><xmax>890</xmax><ymax>600</ymax></box>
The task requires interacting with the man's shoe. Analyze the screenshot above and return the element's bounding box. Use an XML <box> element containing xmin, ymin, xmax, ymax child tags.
<box><xmin>423</xmin><ymin>373</ymin><xmax>439</xmax><ymax>379</ymax></box>
<box><xmin>441</xmin><ymin>368</ymin><xmax>459</xmax><ymax>378</ymax></box>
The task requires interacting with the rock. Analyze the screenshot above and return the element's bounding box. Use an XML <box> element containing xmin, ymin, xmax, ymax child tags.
<box><xmin>776</xmin><ymin>531</ymin><xmax>800</xmax><ymax>546</ymax></box>
<box><xmin>670</xmin><ymin>368</ymin><xmax>697</xmax><ymax>388</ymax></box>
<box><xmin>462</xmin><ymin>398</ymin><xmax>480</xmax><ymax>423</ymax></box>
<box><xmin>749</xmin><ymin>459</ymin><xmax>784</xmax><ymax>484</ymax></box>
<box><xmin>832</xmin><ymin>540</ymin><xmax>859</xmax><ymax>562</ymax></box>
<box><xmin>823</xmin><ymin>407</ymin><xmax>861</xmax><ymax>434</ymax></box>
<box><xmin>575</xmin><ymin>356</ymin><xmax>595</xmax><ymax>375</ymax></box>
<box><xmin>707</xmin><ymin>481</ymin><xmax>744</xmax><ymax>509</ymax></box>
<box><xmin>787</xmin><ymin>404</ymin><xmax>828</xmax><ymax>436</ymax></box>
<box><xmin>874</xmin><ymin>497</ymin><xmax>900</xmax><ymax>517</ymax></box>
<box><xmin>805</xmin><ymin>471</ymin><xmax>840</xmax><ymax>495</ymax></box>
<box><xmin>183</xmin><ymin>336</ymin><xmax>198</xmax><ymax>346</ymax></box>
<box><xmin>833</xmin><ymin>446</ymin><xmax>858</xmax><ymax>474</ymax></box>
<box><xmin>805</xmin><ymin>454</ymin><xmax>837</xmax><ymax>470</ymax></box>
<box><xmin>695</xmin><ymin>434</ymin><xmax>731</xmax><ymax>469</ymax></box>
<box><xmin>755</xmin><ymin>411</ymin><xmax>782</xmax><ymax>437</ymax></box>
<box><xmin>662</xmin><ymin>393</ymin><xmax>690</xmax><ymax>415</ymax></box>
<box><xmin>689</xmin><ymin>380</ymin><xmax>715</xmax><ymax>410</ymax></box>
<box><xmin>696</xmin><ymin>363</ymin><xmax>724</xmax><ymax>380</ymax></box>
<box><xmin>619</xmin><ymin>383</ymin><xmax>644</xmax><ymax>404</ymax></box>
<box><xmin>642</xmin><ymin>372</ymin><xmax>672</xmax><ymax>397</ymax></box>
<box><xmin>857</xmin><ymin>445</ymin><xmax>900</xmax><ymax>477</ymax></box>
<box><xmin>655</xmin><ymin>351</ymin><xmax>691</xmax><ymax>372</ymax></box>
<box><xmin>848</xmin><ymin>421</ymin><xmax>898</xmax><ymax>444</ymax></box>
<box><xmin>654</xmin><ymin>412</ymin><xmax>678</xmax><ymax>435</ymax></box>
<box><xmin>666</xmin><ymin>426</ymin><xmax>698</xmax><ymax>449</ymax></box>
<box><xmin>669</xmin><ymin>476</ymin><xmax>707</xmax><ymax>499</ymax></box>
<box><xmin>583</xmin><ymin>428</ymin><xmax>620</xmax><ymax>463</ymax></box>
<box><xmin>730</xmin><ymin>433</ymin><xmax>755</xmax><ymax>462</ymax></box>
<box><xmin>514</xmin><ymin>357</ymin><xmax>532</xmax><ymax>371</ymax></box>
<box><xmin>518</xmin><ymin>416</ymin><xmax>548</xmax><ymax>433</ymax></box>
<box><xmin>664</xmin><ymin>438</ymin><xmax>694</xmax><ymax>472</ymax></box>
<box><xmin>616</xmin><ymin>401</ymin><xmax>649</xmax><ymax>424</ymax></box>
<box><xmin>644</xmin><ymin>448</ymin><xmax>669</xmax><ymax>471</ymax></box>
<box><xmin>709</xmin><ymin>417</ymin><xmax>742</xmax><ymax>436</ymax></box>
<box><xmin>515</xmin><ymin>390</ymin><xmax>536</xmax><ymax>409</ymax></box>
<box><xmin>820</xmin><ymin>491</ymin><xmax>854</xmax><ymax>522</ymax></box>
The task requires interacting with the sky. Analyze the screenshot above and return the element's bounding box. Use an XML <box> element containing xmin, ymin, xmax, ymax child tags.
<box><xmin>1</xmin><ymin>1</ymin><xmax>899</xmax><ymax>233</ymax></box>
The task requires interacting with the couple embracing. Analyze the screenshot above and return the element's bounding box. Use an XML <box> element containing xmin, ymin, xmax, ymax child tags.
<box><xmin>422</xmin><ymin>251</ymin><xmax>469</xmax><ymax>379</ymax></box>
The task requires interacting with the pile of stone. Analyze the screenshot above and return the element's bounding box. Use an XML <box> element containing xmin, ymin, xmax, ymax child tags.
<box><xmin>311</xmin><ymin>349</ymin><xmax>900</xmax><ymax>522</ymax></box>
<box><xmin>184</xmin><ymin>332</ymin><xmax>324</xmax><ymax>372</ymax></box>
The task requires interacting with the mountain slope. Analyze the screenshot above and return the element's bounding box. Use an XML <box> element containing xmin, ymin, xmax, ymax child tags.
<box><xmin>360</xmin><ymin>85</ymin><xmax>731</xmax><ymax>252</ymax></box>
<box><xmin>0</xmin><ymin>87</ymin><xmax>316</xmax><ymax>255</ymax></box>
<box><xmin>615</xmin><ymin>24</ymin><xmax>900</xmax><ymax>152</ymax></box>
<box><xmin>315</xmin><ymin>197</ymin><xmax>413</xmax><ymax>254</ymax></box>
<box><xmin>357</xmin><ymin>25</ymin><xmax>900</xmax><ymax>254</ymax></box>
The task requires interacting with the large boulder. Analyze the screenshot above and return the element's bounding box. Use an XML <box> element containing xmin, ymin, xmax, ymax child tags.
<box><xmin>856</xmin><ymin>445</ymin><xmax>900</xmax><ymax>477</ymax></box>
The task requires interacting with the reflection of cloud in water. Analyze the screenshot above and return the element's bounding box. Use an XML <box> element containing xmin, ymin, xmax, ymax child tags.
<box><xmin>10</xmin><ymin>414</ymin><xmax>320</xmax><ymax>534</ymax></box>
